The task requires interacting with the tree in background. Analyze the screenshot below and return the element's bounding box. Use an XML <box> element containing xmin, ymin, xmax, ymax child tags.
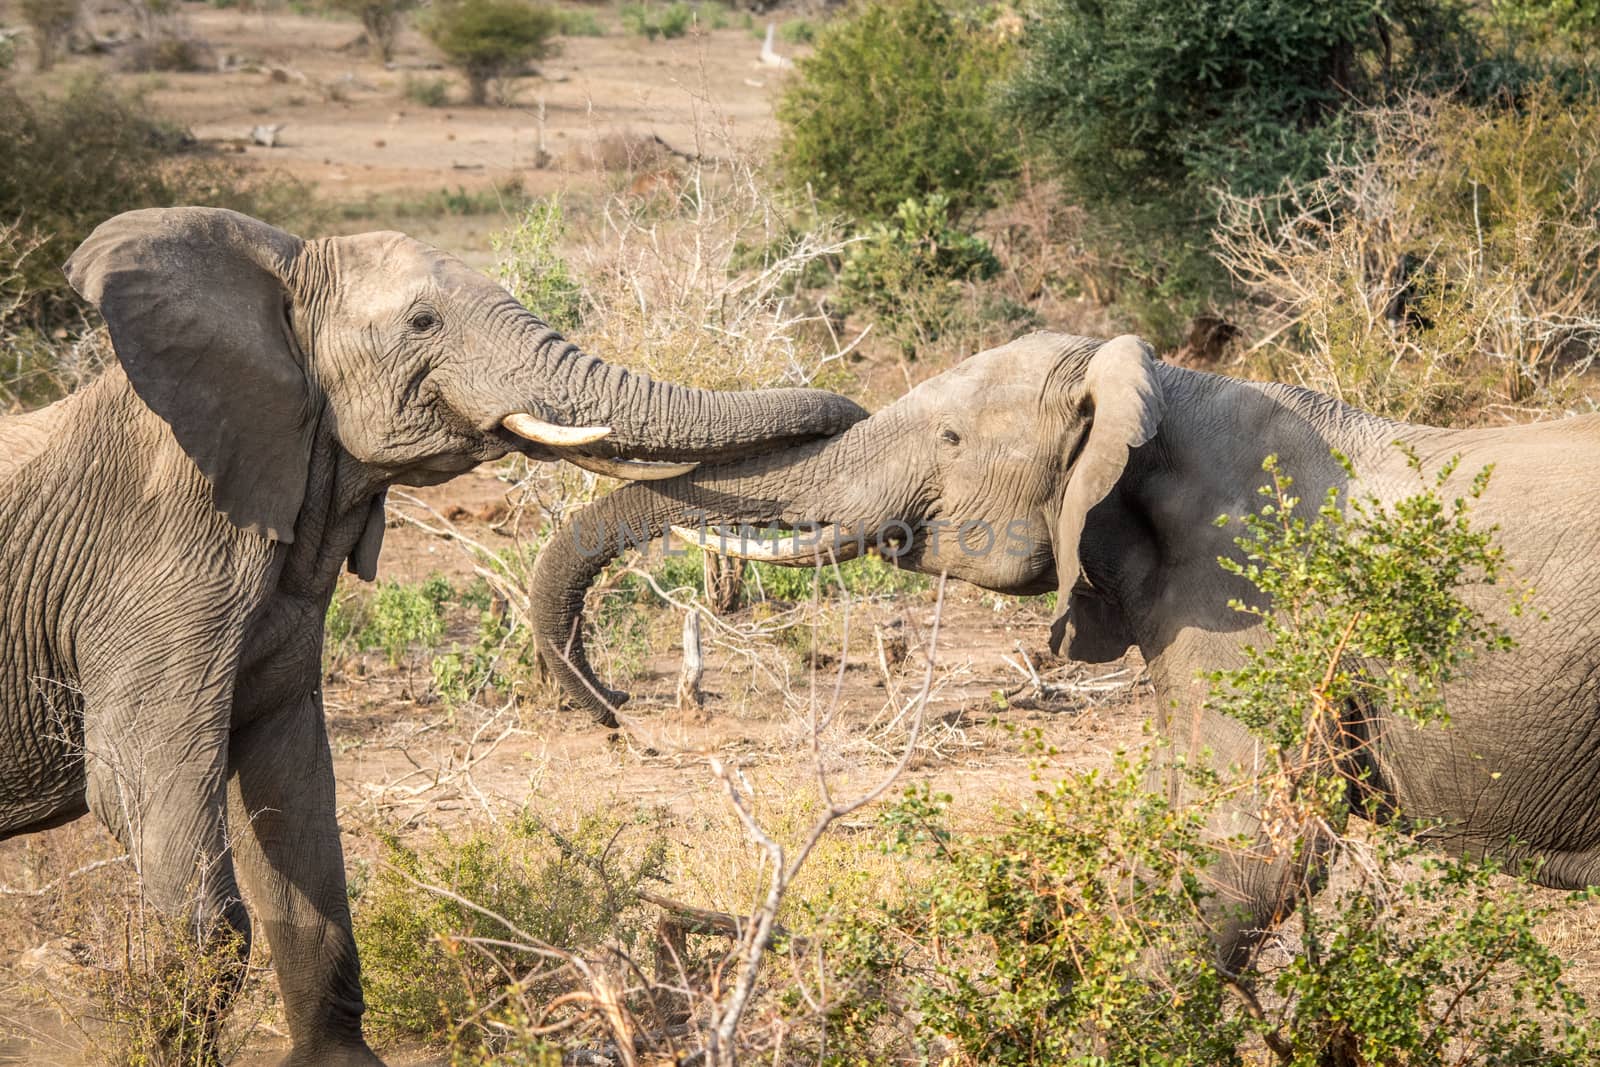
<box><xmin>775</xmin><ymin>0</ymin><xmax>1021</xmax><ymax>224</ymax></box>
<box><xmin>422</xmin><ymin>0</ymin><xmax>558</xmax><ymax>106</ymax></box>
<box><xmin>19</xmin><ymin>0</ymin><xmax>78</xmax><ymax>71</ymax></box>
<box><xmin>1006</xmin><ymin>0</ymin><xmax>1484</xmax><ymax>340</ymax></box>
<box><xmin>326</xmin><ymin>0</ymin><xmax>418</xmax><ymax>64</ymax></box>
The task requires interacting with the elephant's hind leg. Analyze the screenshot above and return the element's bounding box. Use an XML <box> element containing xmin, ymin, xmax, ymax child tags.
<box><xmin>1523</xmin><ymin>846</ymin><xmax>1600</xmax><ymax>890</ymax></box>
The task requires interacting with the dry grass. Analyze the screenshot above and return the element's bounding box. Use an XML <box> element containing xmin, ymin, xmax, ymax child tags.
<box><xmin>1215</xmin><ymin>88</ymin><xmax>1600</xmax><ymax>425</ymax></box>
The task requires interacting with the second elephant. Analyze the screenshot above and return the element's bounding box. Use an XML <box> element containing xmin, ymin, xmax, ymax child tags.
<box><xmin>531</xmin><ymin>330</ymin><xmax>1600</xmax><ymax>969</ymax></box>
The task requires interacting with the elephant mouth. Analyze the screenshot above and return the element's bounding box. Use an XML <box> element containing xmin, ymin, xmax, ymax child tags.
<box><xmin>667</xmin><ymin>518</ymin><xmax>923</xmax><ymax>566</ymax></box>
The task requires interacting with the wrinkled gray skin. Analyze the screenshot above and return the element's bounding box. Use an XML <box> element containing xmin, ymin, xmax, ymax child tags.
<box><xmin>534</xmin><ymin>331</ymin><xmax>1600</xmax><ymax>968</ymax></box>
<box><xmin>0</xmin><ymin>207</ymin><xmax>864</xmax><ymax>1066</ymax></box>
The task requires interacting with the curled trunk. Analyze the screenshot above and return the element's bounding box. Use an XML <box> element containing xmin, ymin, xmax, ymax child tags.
<box><xmin>530</xmin><ymin>425</ymin><xmax>894</xmax><ymax>725</ymax></box>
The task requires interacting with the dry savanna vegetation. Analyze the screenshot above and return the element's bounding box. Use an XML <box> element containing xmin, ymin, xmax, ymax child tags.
<box><xmin>4</xmin><ymin>0</ymin><xmax>1600</xmax><ymax>1063</ymax></box>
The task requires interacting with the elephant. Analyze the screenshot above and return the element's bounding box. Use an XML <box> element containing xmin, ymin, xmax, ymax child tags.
<box><xmin>530</xmin><ymin>330</ymin><xmax>1600</xmax><ymax>969</ymax></box>
<box><xmin>0</xmin><ymin>207</ymin><xmax>865</xmax><ymax>1065</ymax></box>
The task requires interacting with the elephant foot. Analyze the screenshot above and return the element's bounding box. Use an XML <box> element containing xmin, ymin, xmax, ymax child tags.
<box><xmin>278</xmin><ymin>1041</ymin><xmax>385</xmax><ymax>1067</ymax></box>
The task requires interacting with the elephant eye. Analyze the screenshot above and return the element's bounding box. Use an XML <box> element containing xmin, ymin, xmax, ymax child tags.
<box><xmin>409</xmin><ymin>310</ymin><xmax>439</xmax><ymax>332</ymax></box>
<box><xmin>940</xmin><ymin>428</ymin><xmax>961</xmax><ymax>446</ymax></box>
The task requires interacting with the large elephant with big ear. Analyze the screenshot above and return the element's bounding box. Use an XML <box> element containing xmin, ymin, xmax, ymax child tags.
<box><xmin>0</xmin><ymin>207</ymin><xmax>865</xmax><ymax>1065</ymax></box>
<box><xmin>532</xmin><ymin>330</ymin><xmax>1600</xmax><ymax>969</ymax></box>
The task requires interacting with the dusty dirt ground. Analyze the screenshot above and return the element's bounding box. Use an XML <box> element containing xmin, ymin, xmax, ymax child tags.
<box><xmin>4</xmin><ymin>5</ymin><xmax>1600</xmax><ymax>1063</ymax></box>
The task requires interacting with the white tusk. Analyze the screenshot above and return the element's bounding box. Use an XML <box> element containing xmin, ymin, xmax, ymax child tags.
<box><xmin>669</xmin><ymin>524</ymin><xmax>864</xmax><ymax>564</ymax></box>
<box><xmin>566</xmin><ymin>454</ymin><xmax>699</xmax><ymax>481</ymax></box>
<box><xmin>503</xmin><ymin>412</ymin><xmax>612</xmax><ymax>447</ymax></box>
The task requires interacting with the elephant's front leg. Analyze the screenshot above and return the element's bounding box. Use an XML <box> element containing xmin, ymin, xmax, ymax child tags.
<box><xmin>227</xmin><ymin>689</ymin><xmax>382</xmax><ymax>1067</ymax></box>
<box><xmin>80</xmin><ymin>648</ymin><xmax>252</xmax><ymax>1066</ymax></box>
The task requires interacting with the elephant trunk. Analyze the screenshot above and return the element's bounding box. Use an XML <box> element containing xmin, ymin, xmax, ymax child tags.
<box><xmin>530</xmin><ymin>418</ymin><xmax>903</xmax><ymax>724</ymax></box>
<box><xmin>523</xmin><ymin>327</ymin><xmax>868</xmax><ymax>464</ymax></box>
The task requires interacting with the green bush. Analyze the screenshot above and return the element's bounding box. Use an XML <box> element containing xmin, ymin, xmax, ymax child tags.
<box><xmin>778</xmin><ymin>16</ymin><xmax>815</xmax><ymax>44</ymax></box>
<box><xmin>421</xmin><ymin>0</ymin><xmax>559</xmax><ymax>105</ymax></box>
<box><xmin>0</xmin><ymin>76</ymin><xmax>321</xmax><ymax>338</ymax></box>
<box><xmin>835</xmin><ymin>193</ymin><xmax>1006</xmax><ymax>356</ymax></box>
<box><xmin>775</xmin><ymin>0</ymin><xmax>1020</xmax><ymax>223</ymax></box>
<box><xmin>493</xmin><ymin>197</ymin><xmax>586</xmax><ymax>332</ymax></box>
<box><xmin>1010</xmin><ymin>0</ymin><xmax>1477</xmax><ymax>211</ymax></box>
<box><xmin>326</xmin><ymin>575</ymin><xmax>453</xmax><ymax>667</ymax></box>
<box><xmin>1005</xmin><ymin>0</ymin><xmax>1486</xmax><ymax>343</ymax></box>
<box><xmin>554</xmin><ymin>6</ymin><xmax>604</xmax><ymax>35</ymax></box>
<box><xmin>401</xmin><ymin>72</ymin><xmax>450</xmax><ymax>106</ymax></box>
<box><xmin>325</xmin><ymin>0</ymin><xmax>418</xmax><ymax>63</ymax></box>
<box><xmin>619</xmin><ymin>1</ymin><xmax>714</xmax><ymax>39</ymax></box>
<box><xmin>354</xmin><ymin>811</ymin><xmax>666</xmax><ymax>1045</ymax></box>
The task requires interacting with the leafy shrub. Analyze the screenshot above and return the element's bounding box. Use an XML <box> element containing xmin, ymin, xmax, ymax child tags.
<box><xmin>19</xmin><ymin>0</ymin><xmax>77</xmax><ymax>71</ymax></box>
<box><xmin>325</xmin><ymin>0</ymin><xmax>418</xmax><ymax>63</ymax></box>
<box><xmin>0</xmin><ymin>76</ymin><xmax>321</xmax><ymax>337</ymax></box>
<box><xmin>776</xmin><ymin>0</ymin><xmax>1020</xmax><ymax>223</ymax></box>
<box><xmin>354</xmin><ymin>811</ymin><xmax>667</xmax><ymax>1046</ymax></box>
<box><xmin>778</xmin><ymin>16</ymin><xmax>815</xmax><ymax>44</ymax></box>
<box><xmin>836</xmin><ymin>193</ymin><xmax>1016</xmax><ymax>356</ymax></box>
<box><xmin>1006</xmin><ymin>0</ymin><xmax>1489</xmax><ymax>344</ymax></box>
<box><xmin>618</xmin><ymin>1</ymin><xmax>710</xmax><ymax>39</ymax></box>
<box><xmin>326</xmin><ymin>575</ymin><xmax>453</xmax><ymax>667</ymax></box>
<box><xmin>118</xmin><ymin>35</ymin><xmax>216</xmax><ymax>72</ymax></box>
<box><xmin>421</xmin><ymin>0</ymin><xmax>559</xmax><ymax>106</ymax></box>
<box><xmin>493</xmin><ymin>197</ymin><xmax>586</xmax><ymax>332</ymax></box>
<box><xmin>431</xmin><ymin>606</ymin><xmax>539</xmax><ymax>708</ymax></box>
<box><xmin>1216</xmin><ymin>88</ymin><xmax>1600</xmax><ymax>423</ymax></box>
<box><xmin>401</xmin><ymin>72</ymin><xmax>450</xmax><ymax>106</ymax></box>
<box><xmin>1011</xmin><ymin>0</ymin><xmax>1484</xmax><ymax>212</ymax></box>
<box><xmin>553</xmin><ymin>6</ymin><xmax>604</xmax><ymax>35</ymax></box>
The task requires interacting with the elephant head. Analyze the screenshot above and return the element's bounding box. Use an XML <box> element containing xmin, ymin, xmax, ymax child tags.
<box><xmin>530</xmin><ymin>332</ymin><xmax>1174</xmax><ymax>722</ymax></box>
<box><xmin>64</xmin><ymin>207</ymin><xmax>866</xmax><ymax>549</ymax></box>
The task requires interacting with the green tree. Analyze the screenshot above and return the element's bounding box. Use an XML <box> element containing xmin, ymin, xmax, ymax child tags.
<box><xmin>1011</xmin><ymin>0</ymin><xmax>1477</xmax><ymax>207</ymax></box>
<box><xmin>775</xmin><ymin>0</ymin><xmax>1021</xmax><ymax>223</ymax></box>
<box><xmin>1006</xmin><ymin>0</ymin><xmax>1481</xmax><ymax>340</ymax></box>
<box><xmin>19</xmin><ymin>0</ymin><xmax>77</xmax><ymax>71</ymax></box>
<box><xmin>1492</xmin><ymin>0</ymin><xmax>1600</xmax><ymax>54</ymax></box>
<box><xmin>422</xmin><ymin>0</ymin><xmax>559</xmax><ymax>106</ymax></box>
<box><xmin>326</xmin><ymin>0</ymin><xmax>418</xmax><ymax>63</ymax></box>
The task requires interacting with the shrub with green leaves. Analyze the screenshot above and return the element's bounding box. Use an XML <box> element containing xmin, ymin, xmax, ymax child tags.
<box><xmin>421</xmin><ymin>0</ymin><xmax>559</xmax><ymax>105</ymax></box>
<box><xmin>327</xmin><ymin>575</ymin><xmax>453</xmax><ymax>667</ymax></box>
<box><xmin>401</xmin><ymin>72</ymin><xmax>451</xmax><ymax>106</ymax></box>
<box><xmin>618</xmin><ymin>1</ymin><xmax>713</xmax><ymax>39</ymax></box>
<box><xmin>553</xmin><ymin>6</ymin><xmax>604</xmax><ymax>36</ymax></box>
<box><xmin>1209</xmin><ymin>450</ymin><xmax>1523</xmax><ymax>818</ymax></box>
<box><xmin>835</xmin><ymin>193</ymin><xmax>1006</xmax><ymax>356</ymax></box>
<box><xmin>775</xmin><ymin>0</ymin><xmax>1019</xmax><ymax>223</ymax></box>
<box><xmin>354</xmin><ymin>811</ymin><xmax>667</xmax><ymax>1045</ymax></box>
<box><xmin>0</xmin><ymin>77</ymin><xmax>320</xmax><ymax>339</ymax></box>
<box><xmin>493</xmin><ymin>198</ymin><xmax>586</xmax><ymax>332</ymax></box>
<box><xmin>431</xmin><ymin>606</ymin><xmax>538</xmax><ymax>708</ymax></box>
<box><xmin>1005</xmin><ymin>0</ymin><xmax>1490</xmax><ymax>344</ymax></box>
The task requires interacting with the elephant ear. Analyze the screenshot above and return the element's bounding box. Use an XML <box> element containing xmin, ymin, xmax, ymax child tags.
<box><xmin>1048</xmin><ymin>335</ymin><xmax>1164</xmax><ymax>657</ymax></box>
<box><xmin>65</xmin><ymin>207</ymin><xmax>313</xmax><ymax>543</ymax></box>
